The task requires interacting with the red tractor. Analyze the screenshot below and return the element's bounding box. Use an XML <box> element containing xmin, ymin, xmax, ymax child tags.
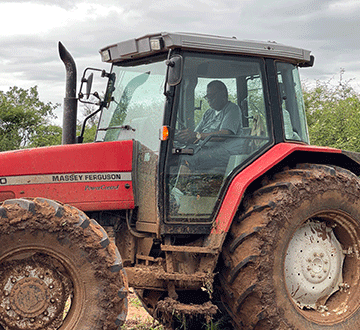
<box><xmin>1</xmin><ymin>32</ymin><xmax>360</xmax><ymax>330</ymax></box>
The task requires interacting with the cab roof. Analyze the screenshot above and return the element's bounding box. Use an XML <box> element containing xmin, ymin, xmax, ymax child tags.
<box><xmin>100</xmin><ymin>32</ymin><xmax>313</xmax><ymax>66</ymax></box>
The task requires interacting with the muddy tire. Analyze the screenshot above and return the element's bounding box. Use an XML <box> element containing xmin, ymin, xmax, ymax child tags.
<box><xmin>219</xmin><ymin>164</ymin><xmax>360</xmax><ymax>329</ymax></box>
<box><xmin>0</xmin><ymin>198</ymin><xmax>128</xmax><ymax>330</ymax></box>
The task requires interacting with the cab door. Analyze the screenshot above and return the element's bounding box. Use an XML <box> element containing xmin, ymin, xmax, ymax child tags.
<box><xmin>163</xmin><ymin>52</ymin><xmax>271</xmax><ymax>233</ymax></box>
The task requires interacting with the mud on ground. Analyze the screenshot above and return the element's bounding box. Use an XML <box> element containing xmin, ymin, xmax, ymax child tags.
<box><xmin>122</xmin><ymin>293</ymin><xmax>164</xmax><ymax>330</ymax></box>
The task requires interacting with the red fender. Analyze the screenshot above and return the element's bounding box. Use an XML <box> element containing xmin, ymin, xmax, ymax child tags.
<box><xmin>211</xmin><ymin>143</ymin><xmax>341</xmax><ymax>234</ymax></box>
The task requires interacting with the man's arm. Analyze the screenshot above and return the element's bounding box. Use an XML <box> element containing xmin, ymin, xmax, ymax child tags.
<box><xmin>177</xmin><ymin>104</ymin><xmax>241</xmax><ymax>144</ymax></box>
<box><xmin>176</xmin><ymin>127</ymin><xmax>232</xmax><ymax>144</ymax></box>
<box><xmin>219</xmin><ymin>102</ymin><xmax>242</xmax><ymax>135</ymax></box>
<box><xmin>194</xmin><ymin>129</ymin><xmax>233</xmax><ymax>143</ymax></box>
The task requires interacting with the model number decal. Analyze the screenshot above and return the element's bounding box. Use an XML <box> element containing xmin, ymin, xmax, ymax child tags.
<box><xmin>85</xmin><ymin>185</ymin><xmax>120</xmax><ymax>191</ymax></box>
<box><xmin>0</xmin><ymin>172</ymin><xmax>131</xmax><ymax>186</ymax></box>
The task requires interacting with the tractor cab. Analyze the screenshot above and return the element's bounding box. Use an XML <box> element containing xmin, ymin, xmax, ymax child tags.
<box><xmin>95</xmin><ymin>32</ymin><xmax>312</xmax><ymax>235</ymax></box>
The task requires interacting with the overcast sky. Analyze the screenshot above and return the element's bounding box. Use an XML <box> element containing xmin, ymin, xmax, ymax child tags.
<box><xmin>1</xmin><ymin>0</ymin><xmax>360</xmax><ymax>123</ymax></box>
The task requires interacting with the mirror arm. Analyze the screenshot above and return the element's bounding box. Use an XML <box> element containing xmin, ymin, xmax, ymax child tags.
<box><xmin>77</xmin><ymin>106</ymin><xmax>103</xmax><ymax>143</ymax></box>
<box><xmin>163</xmin><ymin>49</ymin><xmax>173</xmax><ymax>96</ymax></box>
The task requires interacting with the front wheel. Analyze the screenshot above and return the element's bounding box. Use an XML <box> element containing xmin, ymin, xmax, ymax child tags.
<box><xmin>0</xmin><ymin>198</ymin><xmax>128</xmax><ymax>330</ymax></box>
<box><xmin>219</xmin><ymin>164</ymin><xmax>360</xmax><ymax>329</ymax></box>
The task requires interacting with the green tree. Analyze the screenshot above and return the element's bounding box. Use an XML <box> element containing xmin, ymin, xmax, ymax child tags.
<box><xmin>29</xmin><ymin>125</ymin><xmax>62</xmax><ymax>148</ymax></box>
<box><xmin>76</xmin><ymin>103</ymin><xmax>100</xmax><ymax>143</ymax></box>
<box><xmin>0</xmin><ymin>86</ymin><xmax>61</xmax><ymax>151</ymax></box>
<box><xmin>304</xmin><ymin>75</ymin><xmax>360</xmax><ymax>152</ymax></box>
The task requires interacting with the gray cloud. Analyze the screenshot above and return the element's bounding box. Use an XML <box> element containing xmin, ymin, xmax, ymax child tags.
<box><xmin>1</xmin><ymin>0</ymin><xmax>360</xmax><ymax>116</ymax></box>
<box><xmin>1</xmin><ymin>0</ymin><xmax>78</xmax><ymax>9</ymax></box>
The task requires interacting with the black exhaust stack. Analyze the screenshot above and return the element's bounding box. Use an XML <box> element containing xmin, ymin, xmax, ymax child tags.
<box><xmin>58</xmin><ymin>42</ymin><xmax>78</xmax><ymax>145</ymax></box>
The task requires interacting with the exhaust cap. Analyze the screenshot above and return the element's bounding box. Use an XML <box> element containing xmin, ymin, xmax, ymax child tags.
<box><xmin>59</xmin><ymin>41</ymin><xmax>78</xmax><ymax>145</ymax></box>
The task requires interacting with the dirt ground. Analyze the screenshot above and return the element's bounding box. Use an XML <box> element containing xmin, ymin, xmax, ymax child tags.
<box><xmin>122</xmin><ymin>292</ymin><xmax>163</xmax><ymax>329</ymax></box>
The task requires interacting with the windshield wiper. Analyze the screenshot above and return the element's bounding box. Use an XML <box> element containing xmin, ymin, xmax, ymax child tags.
<box><xmin>98</xmin><ymin>125</ymin><xmax>136</xmax><ymax>132</ymax></box>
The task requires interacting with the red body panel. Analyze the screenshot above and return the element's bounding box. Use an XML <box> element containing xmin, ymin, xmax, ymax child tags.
<box><xmin>212</xmin><ymin>143</ymin><xmax>342</xmax><ymax>234</ymax></box>
<box><xmin>0</xmin><ymin>141</ymin><xmax>134</xmax><ymax>211</ymax></box>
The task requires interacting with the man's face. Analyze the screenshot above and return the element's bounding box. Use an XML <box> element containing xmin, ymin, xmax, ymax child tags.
<box><xmin>206</xmin><ymin>86</ymin><xmax>226</xmax><ymax>111</ymax></box>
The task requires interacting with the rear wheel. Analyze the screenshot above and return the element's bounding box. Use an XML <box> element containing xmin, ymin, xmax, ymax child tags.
<box><xmin>0</xmin><ymin>198</ymin><xmax>128</xmax><ymax>330</ymax></box>
<box><xmin>219</xmin><ymin>164</ymin><xmax>360</xmax><ymax>329</ymax></box>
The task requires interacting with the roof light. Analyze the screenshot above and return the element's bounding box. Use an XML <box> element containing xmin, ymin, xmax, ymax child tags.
<box><xmin>100</xmin><ymin>49</ymin><xmax>111</xmax><ymax>62</ymax></box>
<box><xmin>150</xmin><ymin>38</ymin><xmax>164</xmax><ymax>51</ymax></box>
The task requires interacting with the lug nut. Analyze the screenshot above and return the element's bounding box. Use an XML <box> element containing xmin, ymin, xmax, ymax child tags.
<box><xmin>317</xmin><ymin>305</ymin><xmax>328</xmax><ymax>312</ymax></box>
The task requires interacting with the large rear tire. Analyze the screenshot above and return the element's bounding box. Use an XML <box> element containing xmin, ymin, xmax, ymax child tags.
<box><xmin>219</xmin><ymin>164</ymin><xmax>360</xmax><ymax>329</ymax></box>
<box><xmin>0</xmin><ymin>198</ymin><xmax>128</xmax><ymax>330</ymax></box>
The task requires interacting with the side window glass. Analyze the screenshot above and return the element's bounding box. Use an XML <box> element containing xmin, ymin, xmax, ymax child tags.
<box><xmin>246</xmin><ymin>76</ymin><xmax>268</xmax><ymax>149</ymax></box>
<box><xmin>167</xmin><ymin>54</ymin><xmax>271</xmax><ymax>222</ymax></box>
<box><xmin>276</xmin><ymin>62</ymin><xmax>309</xmax><ymax>143</ymax></box>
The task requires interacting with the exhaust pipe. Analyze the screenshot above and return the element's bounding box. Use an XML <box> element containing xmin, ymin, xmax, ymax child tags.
<box><xmin>58</xmin><ymin>41</ymin><xmax>78</xmax><ymax>145</ymax></box>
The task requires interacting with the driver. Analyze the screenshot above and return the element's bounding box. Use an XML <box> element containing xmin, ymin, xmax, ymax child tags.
<box><xmin>177</xmin><ymin>80</ymin><xmax>242</xmax><ymax>170</ymax></box>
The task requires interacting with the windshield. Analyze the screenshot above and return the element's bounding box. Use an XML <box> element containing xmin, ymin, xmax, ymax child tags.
<box><xmin>96</xmin><ymin>58</ymin><xmax>167</xmax><ymax>152</ymax></box>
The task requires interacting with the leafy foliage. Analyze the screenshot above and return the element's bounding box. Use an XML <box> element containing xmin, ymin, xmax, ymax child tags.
<box><xmin>29</xmin><ymin>124</ymin><xmax>62</xmax><ymax>148</ymax></box>
<box><xmin>304</xmin><ymin>75</ymin><xmax>360</xmax><ymax>152</ymax></box>
<box><xmin>0</xmin><ymin>86</ymin><xmax>61</xmax><ymax>151</ymax></box>
<box><xmin>77</xmin><ymin>103</ymin><xmax>100</xmax><ymax>143</ymax></box>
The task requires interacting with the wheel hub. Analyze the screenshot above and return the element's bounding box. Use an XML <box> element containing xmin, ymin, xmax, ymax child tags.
<box><xmin>10</xmin><ymin>277</ymin><xmax>49</xmax><ymax>317</ymax></box>
<box><xmin>284</xmin><ymin>220</ymin><xmax>345</xmax><ymax>310</ymax></box>
<box><xmin>302</xmin><ymin>250</ymin><xmax>331</xmax><ymax>284</ymax></box>
<box><xmin>0</xmin><ymin>257</ymin><xmax>70</xmax><ymax>329</ymax></box>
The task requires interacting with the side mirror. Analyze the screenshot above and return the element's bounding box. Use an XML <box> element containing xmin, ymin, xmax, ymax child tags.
<box><xmin>78</xmin><ymin>68</ymin><xmax>111</xmax><ymax>105</ymax></box>
<box><xmin>85</xmin><ymin>73</ymin><xmax>94</xmax><ymax>99</ymax></box>
<box><xmin>166</xmin><ymin>55</ymin><xmax>183</xmax><ymax>86</ymax></box>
